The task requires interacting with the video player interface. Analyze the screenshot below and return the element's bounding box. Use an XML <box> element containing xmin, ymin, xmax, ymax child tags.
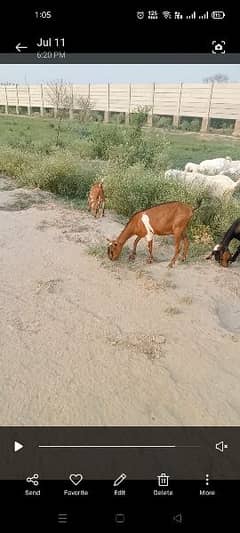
<box><xmin>0</xmin><ymin>6</ymin><xmax>239</xmax><ymax>529</ymax></box>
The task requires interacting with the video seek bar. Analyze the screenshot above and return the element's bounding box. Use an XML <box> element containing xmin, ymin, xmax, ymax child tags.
<box><xmin>0</xmin><ymin>7</ymin><xmax>239</xmax><ymax>54</ymax></box>
<box><xmin>1</xmin><ymin>427</ymin><xmax>239</xmax><ymax>480</ymax></box>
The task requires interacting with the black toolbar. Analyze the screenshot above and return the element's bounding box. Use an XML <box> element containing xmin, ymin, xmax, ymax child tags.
<box><xmin>1</xmin><ymin>427</ymin><xmax>239</xmax><ymax>527</ymax></box>
<box><xmin>0</xmin><ymin>7</ymin><xmax>238</xmax><ymax>54</ymax></box>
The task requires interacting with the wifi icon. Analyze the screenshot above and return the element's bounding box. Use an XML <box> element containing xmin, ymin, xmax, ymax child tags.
<box><xmin>162</xmin><ymin>11</ymin><xmax>172</xmax><ymax>19</ymax></box>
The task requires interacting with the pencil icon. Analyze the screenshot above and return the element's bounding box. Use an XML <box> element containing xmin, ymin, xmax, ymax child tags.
<box><xmin>113</xmin><ymin>473</ymin><xmax>127</xmax><ymax>487</ymax></box>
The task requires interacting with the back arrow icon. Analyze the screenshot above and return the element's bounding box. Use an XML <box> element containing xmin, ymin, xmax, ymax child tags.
<box><xmin>16</xmin><ymin>43</ymin><xmax>28</xmax><ymax>53</ymax></box>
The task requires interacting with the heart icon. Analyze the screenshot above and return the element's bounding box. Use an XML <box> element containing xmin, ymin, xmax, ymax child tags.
<box><xmin>69</xmin><ymin>473</ymin><xmax>83</xmax><ymax>486</ymax></box>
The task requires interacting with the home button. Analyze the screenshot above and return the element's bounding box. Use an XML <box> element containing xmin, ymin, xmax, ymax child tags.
<box><xmin>115</xmin><ymin>513</ymin><xmax>126</xmax><ymax>524</ymax></box>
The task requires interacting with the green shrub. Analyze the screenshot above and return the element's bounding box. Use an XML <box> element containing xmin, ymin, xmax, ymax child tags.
<box><xmin>90</xmin><ymin>111</ymin><xmax>104</xmax><ymax>122</ymax></box>
<box><xmin>87</xmin><ymin>123</ymin><xmax>126</xmax><ymax>159</ymax></box>
<box><xmin>190</xmin><ymin>119</ymin><xmax>201</xmax><ymax>132</ymax></box>
<box><xmin>154</xmin><ymin>116</ymin><xmax>173</xmax><ymax>129</ymax></box>
<box><xmin>77</xmin><ymin>139</ymin><xmax>97</xmax><ymax>159</ymax></box>
<box><xmin>25</xmin><ymin>155</ymin><xmax>100</xmax><ymax>197</ymax></box>
<box><xmin>130</xmin><ymin>106</ymin><xmax>151</xmax><ymax>127</ymax></box>
<box><xmin>110</xmin><ymin>112</ymin><xmax>125</xmax><ymax>124</ymax></box>
<box><xmin>210</xmin><ymin>118</ymin><xmax>234</xmax><ymax>130</ymax></box>
<box><xmin>180</xmin><ymin>118</ymin><xmax>201</xmax><ymax>132</ymax></box>
<box><xmin>86</xmin><ymin>123</ymin><xmax>170</xmax><ymax>170</ymax></box>
<box><xmin>180</xmin><ymin>120</ymin><xmax>191</xmax><ymax>131</ymax></box>
<box><xmin>0</xmin><ymin>145</ymin><xmax>102</xmax><ymax>198</ymax></box>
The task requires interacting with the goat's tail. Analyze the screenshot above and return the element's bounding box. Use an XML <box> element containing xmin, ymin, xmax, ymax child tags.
<box><xmin>192</xmin><ymin>197</ymin><xmax>203</xmax><ymax>211</ymax></box>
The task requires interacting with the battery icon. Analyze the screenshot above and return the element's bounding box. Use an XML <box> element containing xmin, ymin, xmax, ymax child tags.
<box><xmin>211</xmin><ymin>11</ymin><xmax>225</xmax><ymax>19</ymax></box>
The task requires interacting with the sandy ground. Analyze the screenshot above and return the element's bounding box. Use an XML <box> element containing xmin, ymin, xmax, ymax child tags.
<box><xmin>0</xmin><ymin>175</ymin><xmax>240</xmax><ymax>426</ymax></box>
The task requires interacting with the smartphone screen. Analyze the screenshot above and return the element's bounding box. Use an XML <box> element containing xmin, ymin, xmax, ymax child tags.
<box><xmin>0</xmin><ymin>6</ymin><xmax>239</xmax><ymax>528</ymax></box>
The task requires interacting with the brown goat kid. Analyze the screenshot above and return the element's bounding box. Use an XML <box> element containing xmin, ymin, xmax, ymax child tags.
<box><xmin>107</xmin><ymin>200</ymin><xmax>202</xmax><ymax>267</ymax></box>
<box><xmin>88</xmin><ymin>179</ymin><xmax>105</xmax><ymax>217</ymax></box>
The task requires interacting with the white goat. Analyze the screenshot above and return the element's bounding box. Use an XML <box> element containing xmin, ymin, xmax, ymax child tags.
<box><xmin>199</xmin><ymin>157</ymin><xmax>232</xmax><ymax>175</ymax></box>
<box><xmin>221</xmin><ymin>161</ymin><xmax>240</xmax><ymax>181</ymax></box>
<box><xmin>165</xmin><ymin>169</ymin><xmax>240</xmax><ymax>197</ymax></box>
<box><xmin>184</xmin><ymin>162</ymin><xmax>200</xmax><ymax>172</ymax></box>
<box><xmin>165</xmin><ymin>169</ymin><xmax>183</xmax><ymax>179</ymax></box>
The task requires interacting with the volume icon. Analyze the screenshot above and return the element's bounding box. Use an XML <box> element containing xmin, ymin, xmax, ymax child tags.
<box><xmin>216</xmin><ymin>441</ymin><xmax>228</xmax><ymax>453</ymax></box>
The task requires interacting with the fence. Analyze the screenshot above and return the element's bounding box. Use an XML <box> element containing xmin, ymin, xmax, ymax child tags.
<box><xmin>0</xmin><ymin>83</ymin><xmax>240</xmax><ymax>134</ymax></box>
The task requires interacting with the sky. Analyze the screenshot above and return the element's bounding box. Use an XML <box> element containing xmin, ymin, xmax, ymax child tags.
<box><xmin>0</xmin><ymin>64</ymin><xmax>239</xmax><ymax>84</ymax></box>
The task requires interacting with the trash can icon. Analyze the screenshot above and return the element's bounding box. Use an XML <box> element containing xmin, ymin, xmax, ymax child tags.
<box><xmin>157</xmin><ymin>473</ymin><xmax>170</xmax><ymax>487</ymax></box>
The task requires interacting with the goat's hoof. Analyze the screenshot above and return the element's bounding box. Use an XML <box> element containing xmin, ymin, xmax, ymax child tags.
<box><xmin>147</xmin><ymin>258</ymin><xmax>153</xmax><ymax>264</ymax></box>
<box><xmin>129</xmin><ymin>254</ymin><xmax>136</xmax><ymax>261</ymax></box>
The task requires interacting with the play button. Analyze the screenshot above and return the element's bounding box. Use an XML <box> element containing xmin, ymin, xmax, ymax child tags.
<box><xmin>14</xmin><ymin>441</ymin><xmax>24</xmax><ymax>452</ymax></box>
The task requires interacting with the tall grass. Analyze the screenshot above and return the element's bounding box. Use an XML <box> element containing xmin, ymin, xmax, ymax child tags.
<box><xmin>0</xmin><ymin>117</ymin><xmax>240</xmax><ymax>244</ymax></box>
<box><xmin>0</xmin><ymin>145</ymin><xmax>103</xmax><ymax>198</ymax></box>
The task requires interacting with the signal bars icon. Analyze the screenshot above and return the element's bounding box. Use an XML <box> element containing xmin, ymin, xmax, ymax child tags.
<box><xmin>186</xmin><ymin>11</ymin><xmax>196</xmax><ymax>20</ymax></box>
<box><xmin>199</xmin><ymin>11</ymin><xmax>209</xmax><ymax>20</ymax></box>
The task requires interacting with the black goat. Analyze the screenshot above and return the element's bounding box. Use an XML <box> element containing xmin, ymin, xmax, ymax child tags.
<box><xmin>206</xmin><ymin>218</ymin><xmax>240</xmax><ymax>267</ymax></box>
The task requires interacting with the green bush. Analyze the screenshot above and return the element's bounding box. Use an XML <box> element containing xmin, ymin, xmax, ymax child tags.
<box><xmin>86</xmin><ymin>123</ymin><xmax>126</xmax><ymax>159</ymax></box>
<box><xmin>179</xmin><ymin>118</ymin><xmax>201</xmax><ymax>132</ymax></box>
<box><xmin>130</xmin><ymin>106</ymin><xmax>151</xmax><ymax>127</ymax></box>
<box><xmin>190</xmin><ymin>119</ymin><xmax>201</xmax><ymax>132</ymax></box>
<box><xmin>110</xmin><ymin>112</ymin><xmax>125</xmax><ymax>124</ymax></box>
<box><xmin>0</xmin><ymin>145</ymin><xmax>102</xmax><ymax>198</ymax></box>
<box><xmin>0</xmin><ymin>147</ymin><xmax>37</xmax><ymax>178</ymax></box>
<box><xmin>77</xmin><ymin>139</ymin><xmax>97</xmax><ymax>159</ymax></box>
<box><xmin>180</xmin><ymin>120</ymin><xmax>192</xmax><ymax>131</ymax></box>
<box><xmin>28</xmin><ymin>156</ymin><xmax>102</xmax><ymax>197</ymax></box>
<box><xmin>82</xmin><ymin>123</ymin><xmax>170</xmax><ymax>170</ymax></box>
<box><xmin>210</xmin><ymin>118</ymin><xmax>234</xmax><ymax>130</ymax></box>
<box><xmin>90</xmin><ymin>111</ymin><xmax>104</xmax><ymax>122</ymax></box>
<box><xmin>154</xmin><ymin>116</ymin><xmax>173</xmax><ymax>129</ymax></box>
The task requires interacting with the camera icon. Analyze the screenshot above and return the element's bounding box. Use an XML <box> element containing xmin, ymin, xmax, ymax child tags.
<box><xmin>211</xmin><ymin>41</ymin><xmax>226</xmax><ymax>54</ymax></box>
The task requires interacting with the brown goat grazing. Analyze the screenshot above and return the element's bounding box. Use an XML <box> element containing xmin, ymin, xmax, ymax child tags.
<box><xmin>107</xmin><ymin>200</ymin><xmax>202</xmax><ymax>267</ymax></box>
<box><xmin>88</xmin><ymin>179</ymin><xmax>105</xmax><ymax>217</ymax></box>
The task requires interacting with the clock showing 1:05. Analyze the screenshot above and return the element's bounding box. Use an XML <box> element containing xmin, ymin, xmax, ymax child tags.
<box><xmin>35</xmin><ymin>11</ymin><xmax>53</xmax><ymax>19</ymax></box>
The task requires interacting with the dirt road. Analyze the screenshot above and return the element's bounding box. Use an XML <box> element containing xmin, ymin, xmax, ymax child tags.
<box><xmin>0</xmin><ymin>176</ymin><xmax>240</xmax><ymax>425</ymax></box>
